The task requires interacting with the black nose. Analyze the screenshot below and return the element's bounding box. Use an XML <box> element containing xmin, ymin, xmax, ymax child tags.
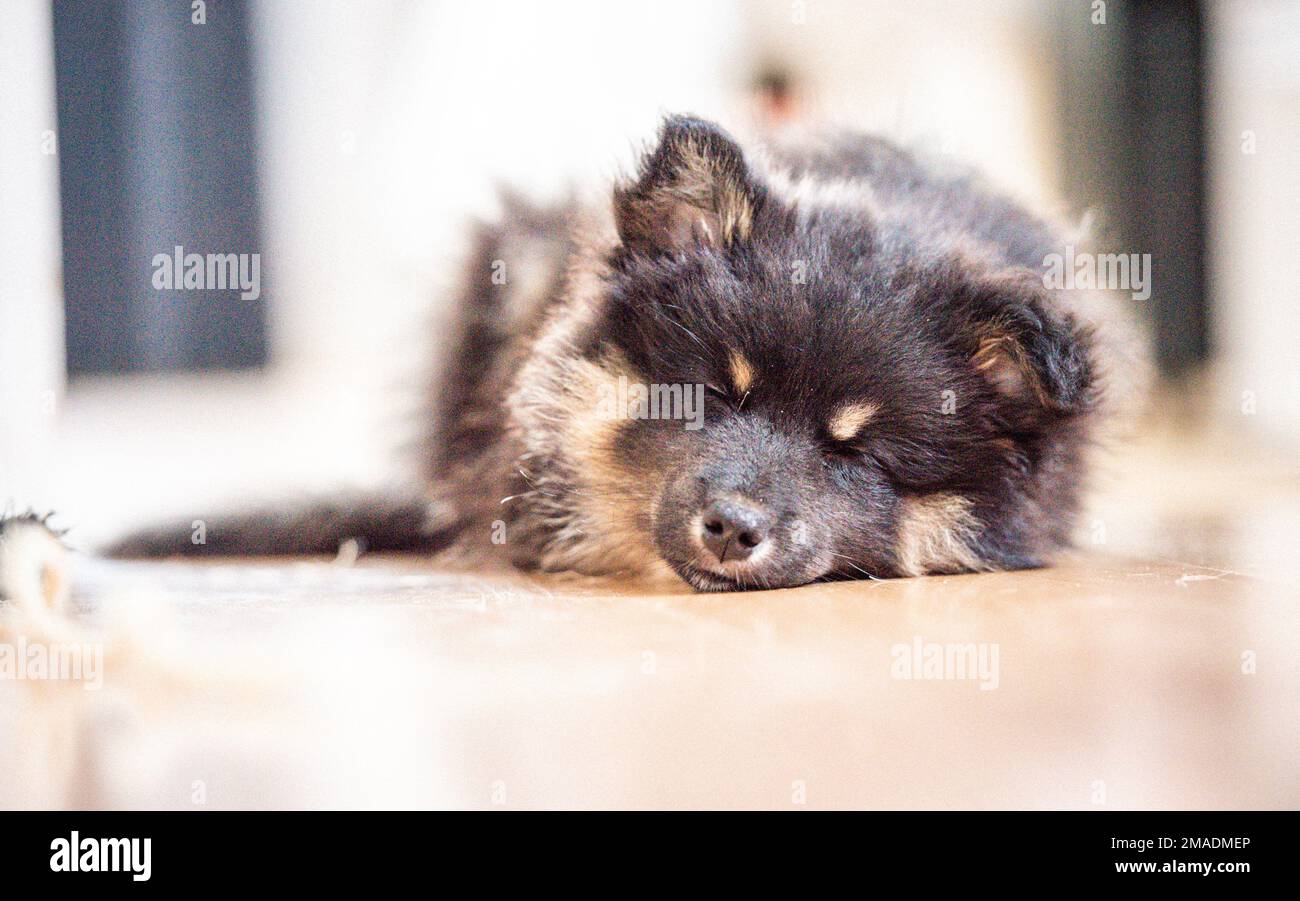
<box><xmin>700</xmin><ymin>499</ymin><xmax>771</xmax><ymax>563</ymax></box>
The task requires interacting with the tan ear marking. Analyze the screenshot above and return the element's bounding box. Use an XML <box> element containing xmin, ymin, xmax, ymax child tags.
<box><xmin>679</xmin><ymin>138</ymin><xmax>753</xmax><ymax>244</ymax></box>
<box><xmin>728</xmin><ymin>350</ymin><xmax>755</xmax><ymax>394</ymax></box>
<box><xmin>827</xmin><ymin>401</ymin><xmax>878</xmax><ymax>441</ymax></box>
<box><xmin>973</xmin><ymin>334</ymin><xmax>1047</xmax><ymax>404</ymax></box>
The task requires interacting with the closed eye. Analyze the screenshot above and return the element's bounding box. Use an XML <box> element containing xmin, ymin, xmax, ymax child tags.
<box><xmin>708</xmin><ymin>381</ymin><xmax>757</xmax><ymax>412</ymax></box>
<box><xmin>868</xmin><ymin>438</ymin><xmax>959</xmax><ymax>490</ymax></box>
<box><xmin>821</xmin><ymin>438</ymin><xmax>869</xmax><ymax>461</ymax></box>
<box><xmin>705</xmin><ymin>383</ymin><xmax>736</xmax><ymax>409</ymax></box>
<box><xmin>822</xmin><ymin>437</ymin><xmax>927</xmax><ymax>489</ymax></box>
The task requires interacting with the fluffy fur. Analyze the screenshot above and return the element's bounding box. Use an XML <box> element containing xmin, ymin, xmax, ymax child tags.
<box><xmin>57</xmin><ymin>115</ymin><xmax>1143</xmax><ymax>592</ymax></box>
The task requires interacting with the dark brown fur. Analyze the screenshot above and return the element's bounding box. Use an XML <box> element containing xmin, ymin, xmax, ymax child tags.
<box><xmin>94</xmin><ymin>116</ymin><xmax>1144</xmax><ymax>591</ymax></box>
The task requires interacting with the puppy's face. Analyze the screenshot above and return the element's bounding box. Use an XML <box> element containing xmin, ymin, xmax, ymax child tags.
<box><xmin>590</xmin><ymin>117</ymin><xmax>1094</xmax><ymax>591</ymax></box>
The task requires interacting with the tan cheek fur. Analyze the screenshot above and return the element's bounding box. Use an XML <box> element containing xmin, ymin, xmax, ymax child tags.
<box><xmin>540</xmin><ymin>355</ymin><xmax>661</xmax><ymax>576</ymax></box>
<box><xmin>894</xmin><ymin>493</ymin><xmax>988</xmax><ymax>577</ymax></box>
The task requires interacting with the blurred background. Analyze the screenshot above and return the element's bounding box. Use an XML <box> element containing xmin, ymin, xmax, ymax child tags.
<box><xmin>1</xmin><ymin>0</ymin><xmax>1297</xmax><ymax>554</ymax></box>
<box><xmin>3</xmin><ymin>0</ymin><xmax>1300</xmax><ymax>813</ymax></box>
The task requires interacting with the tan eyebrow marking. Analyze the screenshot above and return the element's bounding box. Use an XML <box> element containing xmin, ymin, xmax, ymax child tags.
<box><xmin>827</xmin><ymin>401</ymin><xmax>878</xmax><ymax>441</ymax></box>
<box><xmin>728</xmin><ymin>350</ymin><xmax>755</xmax><ymax>394</ymax></box>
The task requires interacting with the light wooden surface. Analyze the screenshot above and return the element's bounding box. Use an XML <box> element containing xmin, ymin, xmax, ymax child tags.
<box><xmin>2</xmin><ymin>419</ymin><xmax>1298</xmax><ymax>809</ymax></box>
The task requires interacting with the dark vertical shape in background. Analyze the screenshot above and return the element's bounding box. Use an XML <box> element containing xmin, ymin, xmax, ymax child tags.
<box><xmin>1125</xmin><ymin>0</ymin><xmax>1208</xmax><ymax>375</ymax></box>
<box><xmin>1056</xmin><ymin>0</ymin><xmax>1208</xmax><ymax>378</ymax></box>
<box><xmin>53</xmin><ymin>0</ymin><xmax>267</xmax><ymax>376</ymax></box>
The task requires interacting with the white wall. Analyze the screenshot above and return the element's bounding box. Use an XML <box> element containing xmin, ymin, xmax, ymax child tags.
<box><xmin>745</xmin><ymin>0</ymin><xmax>1062</xmax><ymax>207</ymax></box>
<box><xmin>250</xmin><ymin>0</ymin><xmax>746</xmax><ymax>382</ymax></box>
<box><xmin>1207</xmin><ymin>0</ymin><xmax>1300</xmax><ymax>447</ymax></box>
<box><xmin>0</xmin><ymin>0</ymin><xmax>65</xmax><ymax>514</ymax></box>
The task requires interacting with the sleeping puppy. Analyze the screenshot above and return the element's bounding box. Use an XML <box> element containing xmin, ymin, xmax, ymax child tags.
<box><xmin>8</xmin><ymin>115</ymin><xmax>1143</xmax><ymax>593</ymax></box>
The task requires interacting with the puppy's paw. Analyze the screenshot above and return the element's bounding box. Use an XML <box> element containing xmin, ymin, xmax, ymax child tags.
<box><xmin>0</xmin><ymin>513</ymin><xmax>69</xmax><ymax>613</ymax></box>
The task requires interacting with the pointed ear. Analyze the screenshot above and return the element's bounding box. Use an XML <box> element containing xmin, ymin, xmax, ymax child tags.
<box><xmin>963</xmin><ymin>268</ymin><xmax>1095</xmax><ymax>414</ymax></box>
<box><xmin>614</xmin><ymin>115</ymin><xmax>762</xmax><ymax>256</ymax></box>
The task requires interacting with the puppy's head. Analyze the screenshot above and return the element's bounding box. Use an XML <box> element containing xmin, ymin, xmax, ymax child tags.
<box><xmin>588</xmin><ymin>116</ymin><xmax>1096</xmax><ymax>591</ymax></box>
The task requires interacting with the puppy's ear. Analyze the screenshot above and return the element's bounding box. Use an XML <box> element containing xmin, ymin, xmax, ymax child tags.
<box><xmin>961</xmin><ymin>268</ymin><xmax>1095</xmax><ymax>415</ymax></box>
<box><xmin>614</xmin><ymin>115</ymin><xmax>762</xmax><ymax>256</ymax></box>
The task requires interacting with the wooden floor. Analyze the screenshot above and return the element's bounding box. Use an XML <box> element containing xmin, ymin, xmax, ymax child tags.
<box><xmin>2</xmin><ymin>417</ymin><xmax>1298</xmax><ymax>809</ymax></box>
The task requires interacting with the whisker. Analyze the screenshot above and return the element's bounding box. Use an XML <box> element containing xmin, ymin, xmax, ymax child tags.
<box><xmin>661</xmin><ymin>315</ymin><xmax>708</xmax><ymax>351</ymax></box>
<box><xmin>828</xmin><ymin>552</ymin><xmax>881</xmax><ymax>580</ymax></box>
